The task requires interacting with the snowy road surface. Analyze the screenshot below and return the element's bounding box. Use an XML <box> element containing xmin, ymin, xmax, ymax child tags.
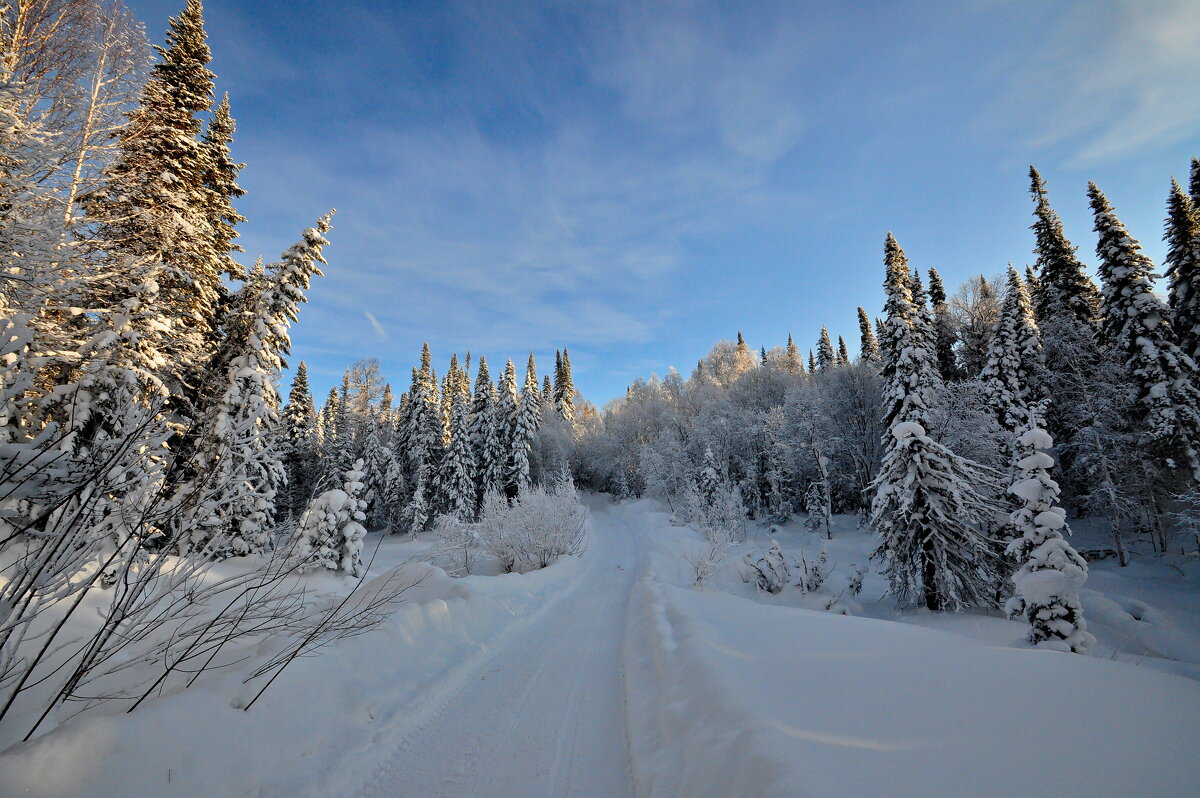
<box><xmin>359</xmin><ymin>500</ymin><xmax>639</xmax><ymax>798</ymax></box>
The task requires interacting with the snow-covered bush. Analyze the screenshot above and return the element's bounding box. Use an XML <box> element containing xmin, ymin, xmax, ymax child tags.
<box><xmin>796</xmin><ymin>541</ymin><xmax>830</xmax><ymax>595</ymax></box>
<box><xmin>296</xmin><ymin>460</ymin><xmax>369</xmax><ymax>577</ymax></box>
<box><xmin>744</xmin><ymin>539</ymin><xmax>790</xmax><ymax>593</ymax></box>
<box><xmin>685</xmin><ymin>540</ymin><xmax>731</xmax><ymax>590</ymax></box>
<box><xmin>433</xmin><ymin>513</ymin><xmax>481</xmax><ymax>575</ymax></box>
<box><xmin>1004</xmin><ymin>423</ymin><xmax>1095</xmax><ymax>654</ymax></box>
<box><xmin>478</xmin><ymin>477</ymin><xmax>588</xmax><ymax>572</ymax></box>
<box><xmin>804</xmin><ymin>481</ymin><xmax>832</xmax><ymax>539</ymax></box>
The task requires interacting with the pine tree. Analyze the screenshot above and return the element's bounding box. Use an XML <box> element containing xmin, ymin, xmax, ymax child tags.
<box><xmin>360</xmin><ymin>410</ymin><xmax>395</xmax><ymax>528</ymax></box>
<box><xmin>836</xmin><ymin>336</ymin><xmax>850</xmax><ymax>368</ymax></box>
<box><xmin>439</xmin><ymin>384</ymin><xmax>478</xmax><ymax>520</ymax></box>
<box><xmin>697</xmin><ymin>445</ymin><xmax>720</xmax><ymax>502</ymax></box>
<box><xmin>553</xmin><ymin>348</ymin><xmax>576</xmax><ymax>424</ymax></box>
<box><xmin>497</xmin><ymin>359</ymin><xmax>520</xmax><ymax>498</ymax></box>
<box><xmin>1024</xmin><ymin>265</ymin><xmax>1043</xmax><ymax>312</ymax></box>
<box><xmin>785</xmin><ymin>333</ymin><xmax>803</xmax><ymax>373</ymax></box>
<box><xmin>1164</xmin><ymin>177</ymin><xmax>1200</xmax><ymax>365</ymax></box>
<box><xmin>878</xmin><ymin>234</ymin><xmax>940</xmax><ymax>428</ymax></box>
<box><xmin>927</xmin><ymin>268</ymin><xmax>959</xmax><ymax>381</ymax></box>
<box><xmin>807</xmin><ymin>349</ymin><xmax>816</xmax><ymax>372</ymax></box>
<box><xmin>296</xmin><ymin>458</ymin><xmax>368</xmax><ymax>576</ymax></box>
<box><xmin>1029</xmin><ymin>166</ymin><xmax>1101</xmax><ymax>327</ymax></box>
<box><xmin>200</xmin><ymin>92</ymin><xmax>246</xmax><ymax>283</ymax></box>
<box><xmin>870</xmin><ymin>421</ymin><xmax>1000</xmax><ymax>611</ymax></box>
<box><xmin>857</xmin><ymin>307</ymin><xmax>879</xmax><ymax>362</ymax></box>
<box><xmin>816</xmin><ymin>326</ymin><xmax>835</xmax><ymax>373</ymax></box>
<box><xmin>189</xmin><ymin>216</ymin><xmax>333</xmax><ymax>556</ymax></box>
<box><xmin>1004</xmin><ymin>412</ymin><xmax>1094</xmax><ymax>653</ymax></box>
<box><xmin>1090</xmin><ymin>182</ymin><xmax>1200</xmax><ymax>480</ymax></box>
<box><xmin>979</xmin><ymin>266</ymin><xmax>1044</xmax><ymax>435</ymax></box>
<box><xmin>507</xmin><ymin>353</ymin><xmax>541</xmax><ymax>495</ymax></box>
<box><xmin>281</xmin><ymin>361</ymin><xmax>318</xmax><ymax>515</ymax></box>
<box><xmin>542</xmin><ymin>374</ymin><xmax>552</xmax><ymax>398</ymax></box>
<box><xmin>81</xmin><ymin>0</ymin><xmax>222</xmax><ymax>400</ymax></box>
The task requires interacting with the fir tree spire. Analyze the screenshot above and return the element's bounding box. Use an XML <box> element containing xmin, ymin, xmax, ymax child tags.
<box><xmin>927</xmin><ymin>268</ymin><xmax>958</xmax><ymax>381</ymax></box>
<box><xmin>1164</xmin><ymin>177</ymin><xmax>1200</xmax><ymax>364</ymax></box>
<box><xmin>1090</xmin><ymin>182</ymin><xmax>1200</xmax><ymax>479</ymax></box>
<box><xmin>836</xmin><ymin>335</ymin><xmax>849</xmax><ymax>367</ymax></box>
<box><xmin>857</xmin><ymin>307</ymin><xmax>879</xmax><ymax>362</ymax></box>
<box><xmin>979</xmin><ymin>266</ymin><xmax>1044</xmax><ymax>435</ymax></box>
<box><xmin>201</xmin><ymin>92</ymin><xmax>246</xmax><ymax>282</ymax></box>
<box><xmin>785</xmin><ymin>333</ymin><xmax>803</xmax><ymax>373</ymax></box>
<box><xmin>816</xmin><ymin>326</ymin><xmax>835</xmax><ymax>373</ymax></box>
<box><xmin>1029</xmin><ymin>166</ymin><xmax>1100</xmax><ymax>326</ymax></box>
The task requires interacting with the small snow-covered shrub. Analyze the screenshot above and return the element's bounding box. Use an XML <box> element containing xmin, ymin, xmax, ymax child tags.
<box><xmin>744</xmin><ymin>539</ymin><xmax>790</xmax><ymax>593</ymax></box>
<box><xmin>846</xmin><ymin>562</ymin><xmax>865</xmax><ymax>597</ymax></box>
<box><xmin>296</xmin><ymin>460</ymin><xmax>368</xmax><ymax>576</ymax></box>
<box><xmin>433</xmin><ymin>513</ymin><xmax>481</xmax><ymax>575</ymax></box>
<box><xmin>478</xmin><ymin>477</ymin><xmax>588</xmax><ymax>572</ymax></box>
<box><xmin>676</xmin><ymin>480</ymin><xmax>747</xmax><ymax>543</ymax></box>
<box><xmin>685</xmin><ymin>540</ymin><xmax>731</xmax><ymax>590</ymax></box>
<box><xmin>796</xmin><ymin>542</ymin><xmax>830</xmax><ymax>595</ymax></box>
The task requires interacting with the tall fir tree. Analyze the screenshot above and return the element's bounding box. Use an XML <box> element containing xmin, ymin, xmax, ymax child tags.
<box><xmin>1164</xmin><ymin>177</ymin><xmax>1200</xmax><ymax>365</ymax></box>
<box><xmin>979</xmin><ymin>266</ymin><xmax>1044</xmax><ymax>435</ymax></box>
<box><xmin>81</xmin><ymin>0</ymin><xmax>223</xmax><ymax>404</ymax></box>
<box><xmin>816</xmin><ymin>326</ymin><xmax>835</xmax><ymax>373</ymax></box>
<box><xmin>878</xmin><ymin>234</ymin><xmax>940</xmax><ymax>428</ymax></box>
<box><xmin>281</xmin><ymin>361</ymin><xmax>318</xmax><ymax>515</ymax></box>
<box><xmin>1029</xmin><ymin>166</ymin><xmax>1101</xmax><ymax>327</ymax></box>
<box><xmin>836</xmin><ymin>336</ymin><xmax>850</xmax><ymax>368</ymax></box>
<box><xmin>785</xmin><ymin>333</ymin><xmax>803</xmax><ymax>373</ymax></box>
<box><xmin>553</xmin><ymin>348</ymin><xmax>576</xmax><ymax>424</ymax></box>
<box><xmin>927</xmin><ymin>268</ymin><xmax>959</xmax><ymax>381</ymax></box>
<box><xmin>508</xmin><ymin>354</ymin><xmax>541</xmax><ymax>495</ymax></box>
<box><xmin>200</xmin><ymin>92</ymin><xmax>246</xmax><ymax>283</ymax></box>
<box><xmin>1090</xmin><ymin>182</ymin><xmax>1200</xmax><ymax>481</ymax></box>
<box><xmin>439</xmin><ymin>383</ymin><xmax>478</xmax><ymax>520</ymax></box>
<box><xmin>857</xmin><ymin>307</ymin><xmax>879</xmax><ymax>362</ymax></box>
<box><xmin>497</xmin><ymin>359</ymin><xmax>521</xmax><ymax>498</ymax></box>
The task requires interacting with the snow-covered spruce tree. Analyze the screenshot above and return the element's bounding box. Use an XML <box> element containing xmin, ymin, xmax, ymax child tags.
<box><xmin>438</xmin><ymin>383</ymin><xmax>477</xmax><ymax>520</ymax></box>
<box><xmin>878</xmin><ymin>234</ymin><xmax>941</xmax><ymax>429</ymax></box>
<box><xmin>1024</xmin><ymin>265</ymin><xmax>1043</xmax><ymax>311</ymax></box>
<box><xmin>1090</xmin><ymin>182</ymin><xmax>1200</xmax><ymax>482</ymax></box>
<box><xmin>1164</xmin><ymin>177</ymin><xmax>1200</xmax><ymax>366</ymax></box>
<box><xmin>296</xmin><ymin>458</ymin><xmax>368</xmax><ymax>576</ymax></box>
<box><xmin>199</xmin><ymin>92</ymin><xmax>246</xmax><ymax>283</ymax></box>
<box><xmin>553</xmin><ymin>348</ymin><xmax>576</xmax><ymax>424</ymax></box>
<box><xmin>1030</xmin><ymin>166</ymin><xmax>1101</xmax><ymax>328</ymax></box>
<box><xmin>979</xmin><ymin>266</ymin><xmax>1044</xmax><ymax>435</ymax></box>
<box><xmin>468</xmin><ymin>357</ymin><xmax>497</xmax><ymax>500</ymax></box>
<box><xmin>871</xmin><ymin>234</ymin><xmax>997</xmax><ymax>610</ymax></box>
<box><xmin>785</xmin><ymin>333</ymin><xmax>804</xmax><ymax>372</ymax></box>
<box><xmin>497</xmin><ymin>358</ymin><xmax>520</xmax><ymax>498</ymax></box>
<box><xmin>871</xmin><ymin>421</ymin><xmax>1001</xmax><ymax>611</ymax></box>
<box><xmin>506</xmin><ymin>353</ymin><xmax>540</xmax><ymax>495</ymax></box>
<box><xmin>697</xmin><ymin>445</ymin><xmax>721</xmax><ymax>503</ymax></box>
<box><xmin>281</xmin><ymin>361</ymin><xmax>318</xmax><ymax>516</ymax></box>
<box><xmin>816</xmin><ymin>326</ymin><xmax>835</xmax><ymax>373</ymax></box>
<box><xmin>927</xmin><ymin>268</ymin><xmax>959</xmax><ymax>382</ymax></box>
<box><xmin>187</xmin><ymin>215</ymin><xmax>333</xmax><ymax>556</ymax></box>
<box><xmin>1004</xmin><ymin>411</ymin><xmax>1095</xmax><ymax>654</ymax></box>
<box><xmin>836</xmin><ymin>336</ymin><xmax>850</xmax><ymax>368</ymax></box>
<box><xmin>745</xmin><ymin>538</ymin><xmax>790</xmax><ymax>593</ymax></box>
<box><xmin>360</xmin><ymin>410</ymin><xmax>396</xmax><ymax>528</ymax></box>
<box><xmin>857</xmin><ymin>307</ymin><xmax>879</xmax><ymax>363</ymax></box>
<box><xmin>80</xmin><ymin>0</ymin><xmax>224</xmax><ymax>404</ymax></box>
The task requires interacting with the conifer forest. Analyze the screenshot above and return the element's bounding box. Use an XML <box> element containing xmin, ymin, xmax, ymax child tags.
<box><xmin>1</xmin><ymin>2</ymin><xmax>1198</xmax><ymax>796</ymax></box>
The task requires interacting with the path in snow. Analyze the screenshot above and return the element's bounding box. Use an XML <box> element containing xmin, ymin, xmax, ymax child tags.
<box><xmin>359</xmin><ymin>500</ymin><xmax>641</xmax><ymax>798</ymax></box>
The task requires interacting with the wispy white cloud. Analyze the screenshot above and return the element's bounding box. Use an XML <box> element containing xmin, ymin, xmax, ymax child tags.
<box><xmin>982</xmin><ymin>0</ymin><xmax>1200</xmax><ymax>165</ymax></box>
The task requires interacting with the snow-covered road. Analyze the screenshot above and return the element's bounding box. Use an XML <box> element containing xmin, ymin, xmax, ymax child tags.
<box><xmin>359</xmin><ymin>500</ymin><xmax>640</xmax><ymax>798</ymax></box>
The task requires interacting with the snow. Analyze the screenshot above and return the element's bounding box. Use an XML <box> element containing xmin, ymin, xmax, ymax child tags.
<box><xmin>2</xmin><ymin>498</ymin><xmax>1199</xmax><ymax>797</ymax></box>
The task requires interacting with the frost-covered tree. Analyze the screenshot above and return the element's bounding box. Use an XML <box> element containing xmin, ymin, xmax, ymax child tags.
<box><xmin>360</xmin><ymin>410</ymin><xmax>395</xmax><ymax>528</ymax></box>
<box><xmin>816</xmin><ymin>326</ymin><xmax>835</xmax><ymax>373</ymax></box>
<box><xmin>1030</xmin><ymin>166</ymin><xmax>1101</xmax><ymax>327</ymax></box>
<box><xmin>80</xmin><ymin>0</ymin><xmax>224</xmax><ymax>400</ymax></box>
<box><xmin>871</xmin><ymin>421</ymin><xmax>1000</xmax><ymax>611</ymax></box>
<box><xmin>296</xmin><ymin>458</ymin><xmax>368</xmax><ymax>576</ymax></box>
<box><xmin>1164</xmin><ymin>177</ymin><xmax>1200</xmax><ymax>365</ymax></box>
<box><xmin>187</xmin><ymin>216</ymin><xmax>333</xmax><ymax>556</ymax></box>
<box><xmin>697</xmin><ymin>445</ymin><xmax>721</xmax><ymax>503</ymax></box>
<box><xmin>1005</xmin><ymin>414</ymin><xmax>1095</xmax><ymax>654</ymax></box>
<box><xmin>857</xmin><ymin>307</ymin><xmax>879</xmax><ymax>363</ymax></box>
<box><xmin>836</xmin><ymin>335</ymin><xmax>850</xmax><ymax>368</ymax></box>
<box><xmin>497</xmin><ymin>359</ymin><xmax>521</xmax><ymax>498</ymax></box>
<box><xmin>979</xmin><ymin>266</ymin><xmax>1044</xmax><ymax>435</ymax></box>
<box><xmin>785</xmin><ymin>333</ymin><xmax>803</xmax><ymax>372</ymax></box>
<box><xmin>439</xmin><ymin>384</ymin><xmax>477</xmax><ymax>520</ymax></box>
<box><xmin>927</xmin><ymin>268</ymin><xmax>959</xmax><ymax>381</ymax></box>
<box><xmin>199</xmin><ymin>92</ymin><xmax>246</xmax><ymax>282</ymax></box>
<box><xmin>281</xmin><ymin>361</ymin><xmax>318</xmax><ymax>515</ymax></box>
<box><xmin>878</xmin><ymin>234</ymin><xmax>940</xmax><ymax>428</ymax></box>
<box><xmin>1091</xmin><ymin>182</ymin><xmax>1200</xmax><ymax>481</ymax></box>
<box><xmin>553</xmin><ymin>348</ymin><xmax>576</xmax><ymax>424</ymax></box>
<box><xmin>507</xmin><ymin>353</ymin><xmax>540</xmax><ymax>496</ymax></box>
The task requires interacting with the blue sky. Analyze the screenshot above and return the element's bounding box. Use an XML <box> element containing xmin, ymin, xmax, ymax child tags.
<box><xmin>130</xmin><ymin>0</ymin><xmax>1200</xmax><ymax>405</ymax></box>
